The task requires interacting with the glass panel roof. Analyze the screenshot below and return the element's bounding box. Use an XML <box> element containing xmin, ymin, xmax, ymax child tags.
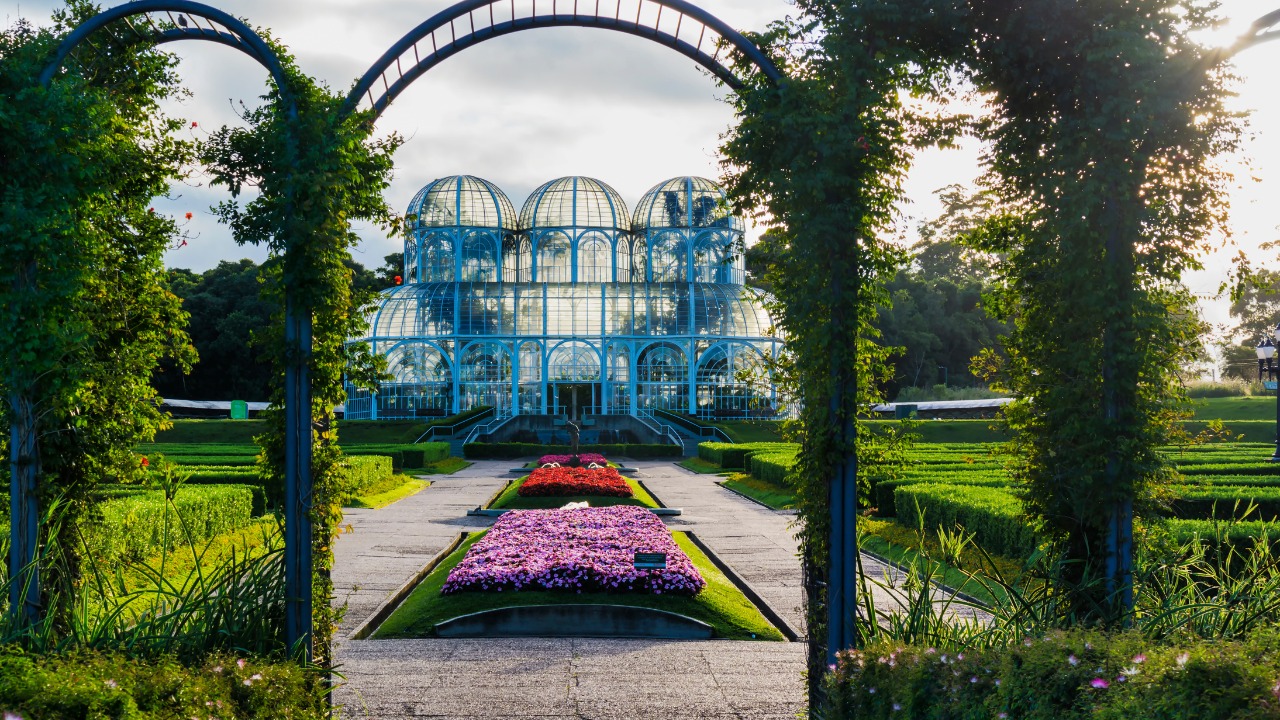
<box><xmin>406</xmin><ymin>175</ymin><xmax>517</xmax><ymax>231</ymax></box>
<box><xmin>519</xmin><ymin>176</ymin><xmax>630</xmax><ymax>231</ymax></box>
<box><xmin>632</xmin><ymin>176</ymin><xmax>745</xmax><ymax>233</ymax></box>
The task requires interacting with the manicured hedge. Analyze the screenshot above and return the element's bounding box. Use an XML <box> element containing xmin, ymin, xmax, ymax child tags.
<box><xmin>1168</xmin><ymin>485</ymin><xmax>1280</xmax><ymax>521</ymax></box>
<box><xmin>1176</xmin><ymin>462</ymin><xmax>1280</xmax><ymax>476</ymax></box>
<box><xmin>894</xmin><ymin>483</ymin><xmax>1036</xmax><ymax>557</ymax></box>
<box><xmin>825</xmin><ymin>630</ymin><xmax>1280</xmax><ymax>720</ymax></box>
<box><xmin>340</xmin><ymin>455</ymin><xmax>396</xmax><ymax>498</ymax></box>
<box><xmin>0</xmin><ymin>649</ymin><xmax>329</xmax><ymax>719</ymax></box>
<box><xmin>464</xmin><ymin>442</ymin><xmax>683</xmax><ymax>459</ymax></box>
<box><xmin>86</xmin><ymin>485</ymin><xmax>257</xmax><ymax>567</ymax></box>
<box><xmin>345</xmin><ymin>442</ymin><xmax>448</xmax><ymax>469</ymax></box>
<box><xmin>697</xmin><ymin>441</ymin><xmax>798</xmax><ymax>469</ymax></box>
<box><xmin>748</xmin><ymin>449</ymin><xmax>798</xmax><ymax>486</ymax></box>
<box><xmin>875</xmin><ymin>474</ymin><xmax>1015</xmax><ymax>517</ymax></box>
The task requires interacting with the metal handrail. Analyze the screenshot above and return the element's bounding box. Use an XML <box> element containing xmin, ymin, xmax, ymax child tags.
<box><xmin>415</xmin><ymin>406</ymin><xmax>495</xmax><ymax>443</ymax></box>
<box><xmin>654</xmin><ymin>409</ymin><xmax>733</xmax><ymax>443</ymax></box>
<box><xmin>634</xmin><ymin>409</ymin><xmax>685</xmax><ymax>454</ymax></box>
<box><xmin>462</xmin><ymin>409</ymin><xmax>514</xmax><ymax>446</ymax></box>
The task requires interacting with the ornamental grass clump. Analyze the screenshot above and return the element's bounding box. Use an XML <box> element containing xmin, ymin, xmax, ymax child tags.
<box><xmin>441</xmin><ymin>506</ymin><xmax>704</xmax><ymax>595</ymax></box>
<box><xmin>518</xmin><ymin>466</ymin><xmax>632</xmax><ymax>498</ymax></box>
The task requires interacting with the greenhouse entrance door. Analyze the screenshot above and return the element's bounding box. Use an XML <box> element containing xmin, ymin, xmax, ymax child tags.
<box><xmin>552</xmin><ymin>383</ymin><xmax>599</xmax><ymax>420</ymax></box>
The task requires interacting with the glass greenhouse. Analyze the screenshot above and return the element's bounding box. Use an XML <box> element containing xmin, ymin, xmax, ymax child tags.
<box><xmin>344</xmin><ymin>175</ymin><xmax>782</xmax><ymax>420</ymax></box>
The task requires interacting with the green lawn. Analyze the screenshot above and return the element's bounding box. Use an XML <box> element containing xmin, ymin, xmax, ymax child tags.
<box><xmin>373</xmin><ymin>531</ymin><xmax>784</xmax><ymax>641</ymax></box>
<box><xmin>713</xmin><ymin>420</ymin><xmax>786</xmax><ymax>443</ymax></box>
<box><xmin>488</xmin><ymin>476</ymin><xmax>662</xmax><ymax>510</ymax></box>
<box><xmin>347</xmin><ymin>479</ymin><xmax>430</xmax><ymax>509</ymax></box>
<box><xmin>678</xmin><ymin>457</ymin><xmax>727</xmax><ymax>474</ymax></box>
<box><xmin>1193</xmin><ymin>396</ymin><xmax>1277</xmax><ymax>421</ymax></box>
<box><xmin>416</xmin><ymin>457</ymin><xmax>471</xmax><ymax>475</ymax></box>
<box><xmin>719</xmin><ymin>473</ymin><xmax>795</xmax><ymax>510</ymax></box>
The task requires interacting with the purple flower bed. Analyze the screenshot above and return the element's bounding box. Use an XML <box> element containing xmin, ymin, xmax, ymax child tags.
<box><xmin>539</xmin><ymin>453</ymin><xmax>608</xmax><ymax>466</ymax></box>
<box><xmin>441</xmin><ymin>506</ymin><xmax>705</xmax><ymax>596</ymax></box>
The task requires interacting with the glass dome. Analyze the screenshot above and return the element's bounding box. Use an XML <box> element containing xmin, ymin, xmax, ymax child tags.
<box><xmin>519</xmin><ymin>176</ymin><xmax>630</xmax><ymax>231</ymax></box>
<box><xmin>406</xmin><ymin>175</ymin><xmax>517</xmax><ymax>231</ymax></box>
<box><xmin>632</xmin><ymin>176</ymin><xmax>744</xmax><ymax>233</ymax></box>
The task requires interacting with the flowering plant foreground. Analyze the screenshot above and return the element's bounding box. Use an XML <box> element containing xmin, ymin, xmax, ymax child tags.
<box><xmin>518</xmin><ymin>466</ymin><xmax>632</xmax><ymax>497</ymax></box>
<box><xmin>539</xmin><ymin>453</ymin><xmax>608</xmax><ymax>466</ymax></box>
<box><xmin>823</xmin><ymin>630</ymin><xmax>1280</xmax><ymax>720</ymax></box>
<box><xmin>442</xmin><ymin>506</ymin><xmax>705</xmax><ymax>595</ymax></box>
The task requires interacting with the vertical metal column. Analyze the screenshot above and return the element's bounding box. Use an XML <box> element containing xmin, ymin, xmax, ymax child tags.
<box><xmin>8</xmin><ymin>394</ymin><xmax>40</xmax><ymax>629</ymax></box>
<box><xmin>283</xmin><ymin>295</ymin><xmax>313</xmax><ymax>660</ymax></box>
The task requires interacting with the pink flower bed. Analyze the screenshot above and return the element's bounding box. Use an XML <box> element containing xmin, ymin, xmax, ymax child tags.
<box><xmin>538</xmin><ymin>453</ymin><xmax>608</xmax><ymax>466</ymax></box>
<box><xmin>441</xmin><ymin>506</ymin><xmax>705</xmax><ymax>596</ymax></box>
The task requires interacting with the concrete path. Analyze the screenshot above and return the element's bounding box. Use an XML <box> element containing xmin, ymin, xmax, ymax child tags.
<box><xmin>331</xmin><ymin>458</ymin><xmax>978</xmax><ymax>719</ymax></box>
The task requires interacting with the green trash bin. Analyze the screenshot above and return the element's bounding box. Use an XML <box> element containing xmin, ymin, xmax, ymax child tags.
<box><xmin>230</xmin><ymin>400</ymin><xmax>249</xmax><ymax>420</ymax></box>
<box><xmin>894</xmin><ymin>404</ymin><xmax>918</xmax><ymax>420</ymax></box>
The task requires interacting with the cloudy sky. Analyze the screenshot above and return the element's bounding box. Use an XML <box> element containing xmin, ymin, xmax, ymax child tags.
<box><xmin>9</xmin><ymin>0</ymin><xmax>1280</xmax><ymax>342</ymax></box>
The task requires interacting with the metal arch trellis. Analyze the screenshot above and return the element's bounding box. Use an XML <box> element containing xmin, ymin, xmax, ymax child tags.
<box><xmin>342</xmin><ymin>0</ymin><xmax>783</xmax><ymax>120</ymax></box>
<box><xmin>31</xmin><ymin>0</ymin><xmax>317</xmax><ymax>662</ymax></box>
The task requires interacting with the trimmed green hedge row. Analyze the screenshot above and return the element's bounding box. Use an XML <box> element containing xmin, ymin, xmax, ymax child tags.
<box><xmin>340</xmin><ymin>455</ymin><xmax>396</xmax><ymax>498</ymax></box>
<box><xmin>346</xmin><ymin>442</ymin><xmax>449</xmax><ymax>469</ymax></box>
<box><xmin>1177</xmin><ymin>462</ymin><xmax>1280</xmax><ymax>476</ymax></box>
<box><xmin>894</xmin><ymin>483</ymin><xmax>1037</xmax><ymax>557</ymax></box>
<box><xmin>464</xmin><ymin>442</ymin><xmax>683</xmax><ymax>459</ymax></box>
<box><xmin>697</xmin><ymin>441</ymin><xmax>798</xmax><ymax>469</ymax></box>
<box><xmin>1168</xmin><ymin>485</ymin><xmax>1280</xmax><ymax>521</ymax></box>
<box><xmin>748</xmin><ymin>449</ymin><xmax>798</xmax><ymax>486</ymax></box>
<box><xmin>86</xmin><ymin>485</ymin><xmax>257</xmax><ymax>567</ymax></box>
<box><xmin>875</xmin><ymin>474</ymin><xmax>1014</xmax><ymax>516</ymax></box>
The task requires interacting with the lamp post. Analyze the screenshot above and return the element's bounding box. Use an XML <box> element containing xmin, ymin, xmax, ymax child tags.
<box><xmin>1255</xmin><ymin>327</ymin><xmax>1280</xmax><ymax>462</ymax></box>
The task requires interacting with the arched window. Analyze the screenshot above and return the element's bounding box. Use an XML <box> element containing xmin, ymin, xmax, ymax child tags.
<box><xmin>637</xmin><ymin>343</ymin><xmax>688</xmax><ymax>412</ymax></box>
<box><xmin>693</xmin><ymin>232</ymin><xmax>734</xmax><ymax>284</ymax></box>
<box><xmin>695</xmin><ymin>343</ymin><xmax>772</xmax><ymax>419</ymax></box>
<box><xmin>459</xmin><ymin>341</ymin><xmax>512</xmax><ymax>411</ymax></box>
<box><xmin>536</xmin><ymin>231</ymin><xmax>571</xmax><ymax>282</ymax></box>
<box><xmin>518</xmin><ymin>340</ymin><xmax>543</xmax><ymax>414</ymax></box>
<box><xmin>615</xmin><ymin>236</ymin><xmax>632</xmax><ymax>282</ymax></box>
<box><xmin>650</xmin><ymin>231</ymin><xmax>687</xmax><ymax>282</ymax></box>
<box><xmin>577</xmin><ymin>233</ymin><xmax>611</xmax><ymax>283</ymax></box>
<box><xmin>461</xmin><ymin>231</ymin><xmax>498</xmax><ymax>282</ymax></box>
<box><xmin>632</xmin><ymin>238</ymin><xmax>648</xmax><ymax>282</ymax></box>
<box><xmin>422</xmin><ymin>232</ymin><xmax>455</xmax><ymax>282</ymax></box>
<box><xmin>404</xmin><ymin>235</ymin><xmax>420</xmax><ymax>283</ymax></box>
<box><xmin>548</xmin><ymin>341</ymin><xmax>601</xmax><ymax>381</ymax></box>
<box><xmin>378</xmin><ymin>341</ymin><xmax>452</xmax><ymax>418</ymax></box>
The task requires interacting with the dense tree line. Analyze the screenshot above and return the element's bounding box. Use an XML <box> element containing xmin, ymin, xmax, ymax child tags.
<box><xmin>746</xmin><ymin>185</ymin><xmax>1009</xmax><ymax>400</ymax></box>
<box><xmin>152</xmin><ymin>253</ymin><xmax>401</xmax><ymax>400</ymax></box>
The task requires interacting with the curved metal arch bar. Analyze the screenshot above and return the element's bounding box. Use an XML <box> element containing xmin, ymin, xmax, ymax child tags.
<box><xmin>345</xmin><ymin>0</ymin><xmax>781</xmax><ymax>120</ymax></box>
<box><xmin>39</xmin><ymin>0</ymin><xmax>293</xmax><ymax>114</ymax></box>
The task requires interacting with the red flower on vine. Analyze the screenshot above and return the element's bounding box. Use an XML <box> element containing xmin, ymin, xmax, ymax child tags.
<box><xmin>140</xmin><ymin>457</ymin><xmax>150</xmax><ymax>467</ymax></box>
<box><xmin>185</xmin><ymin>212</ymin><xmax>193</xmax><ymax>220</ymax></box>
<box><xmin>394</xmin><ymin>275</ymin><xmax>403</xmax><ymax>285</ymax></box>
<box><xmin>191</xmin><ymin>121</ymin><xmax>198</xmax><ymax>128</ymax></box>
<box><xmin>857</xmin><ymin>136</ymin><xmax>870</xmax><ymax>151</ymax></box>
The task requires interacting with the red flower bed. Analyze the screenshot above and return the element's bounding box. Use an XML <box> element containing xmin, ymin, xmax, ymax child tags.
<box><xmin>518</xmin><ymin>466</ymin><xmax>633</xmax><ymax>498</ymax></box>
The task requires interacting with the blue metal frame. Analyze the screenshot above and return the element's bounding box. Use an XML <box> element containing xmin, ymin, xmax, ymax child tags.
<box><xmin>343</xmin><ymin>0</ymin><xmax>783</xmax><ymax>119</ymax></box>
<box><xmin>348</xmin><ymin>175</ymin><xmax>781</xmax><ymax>422</ymax></box>
<box><xmin>38</xmin><ymin>0</ymin><xmax>314</xmax><ymax>661</ymax></box>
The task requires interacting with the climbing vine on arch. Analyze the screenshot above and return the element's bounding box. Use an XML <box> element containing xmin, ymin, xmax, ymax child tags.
<box><xmin>200</xmin><ymin>44</ymin><xmax>401</xmax><ymax>666</ymax></box>
<box><xmin>721</xmin><ymin>0</ymin><xmax>1240</xmax><ymax>690</ymax></box>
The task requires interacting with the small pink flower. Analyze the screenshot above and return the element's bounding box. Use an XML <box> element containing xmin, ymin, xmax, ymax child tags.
<box><xmin>1177</xmin><ymin>653</ymin><xmax>1190</xmax><ymax>667</ymax></box>
<box><xmin>998</xmin><ymin>714</ymin><xmax>1008</xmax><ymax>719</ymax></box>
<box><xmin>1091</xmin><ymin>678</ymin><xmax>1109</xmax><ymax>689</ymax></box>
<box><xmin>212</xmin><ymin>666</ymin><xmax>222</xmax><ymax>674</ymax></box>
<box><xmin>892</xmin><ymin>703</ymin><xmax>901</xmax><ymax>712</ymax></box>
<box><xmin>1132</xmin><ymin>654</ymin><xmax>1147</xmax><ymax>664</ymax></box>
<box><xmin>243</xmin><ymin>679</ymin><xmax>252</xmax><ymax>686</ymax></box>
<box><xmin>103</xmin><ymin>679</ymin><xmax>117</xmax><ymax>689</ymax></box>
<box><xmin>250</xmin><ymin>673</ymin><xmax>262</xmax><ymax>681</ymax></box>
<box><xmin>1068</xmin><ymin>655</ymin><xmax>1079</xmax><ymax>666</ymax></box>
<box><xmin>970</xmin><ymin>676</ymin><xmax>978</xmax><ymax>683</ymax></box>
<box><xmin>237</xmin><ymin>658</ymin><xmax>247</xmax><ymax>669</ymax></box>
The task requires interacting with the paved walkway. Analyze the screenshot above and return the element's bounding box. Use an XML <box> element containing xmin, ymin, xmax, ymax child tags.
<box><xmin>331</xmin><ymin>458</ymin><xmax>974</xmax><ymax>719</ymax></box>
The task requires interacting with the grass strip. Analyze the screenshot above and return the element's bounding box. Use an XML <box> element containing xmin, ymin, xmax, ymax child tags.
<box><xmin>719</xmin><ymin>473</ymin><xmax>795</xmax><ymax>510</ymax></box>
<box><xmin>488</xmin><ymin>476</ymin><xmax>660</xmax><ymax>510</ymax></box>
<box><xmin>416</xmin><ymin>457</ymin><xmax>471</xmax><ymax>475</ymax></box>
<box><xmin>373</xmin><ymin>530</ymin><xmax>784</xmax><ymax>641</ymax></box>
<box><xmin>347</xmin><ymin>479</ymin><xmax>431</xmax><ymax>510</ymax></box>
<box><xmin>678</xmin><ymin>457</ymin><xmax>728</xmax><ymax>474</ymax></box>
